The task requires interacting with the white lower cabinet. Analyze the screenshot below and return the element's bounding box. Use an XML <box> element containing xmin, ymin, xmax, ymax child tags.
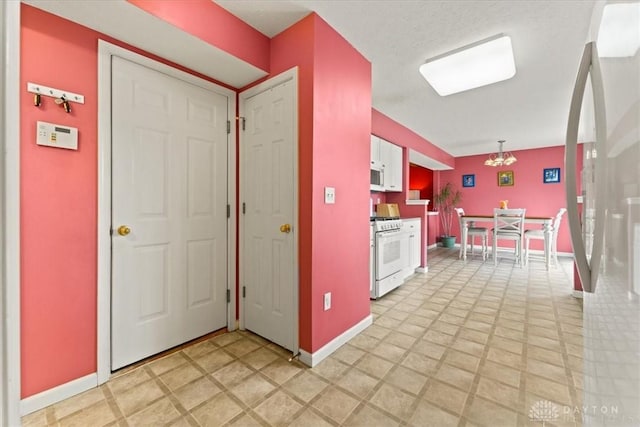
<box><xmin>401</xmin><ymin>218</ymin><xmax>421</xmax><ymax>278</ymax></box>
<box><xmin>409</xmin><ymin>233</ymin><xmax>420</xmax><ymax>269</ymax></box>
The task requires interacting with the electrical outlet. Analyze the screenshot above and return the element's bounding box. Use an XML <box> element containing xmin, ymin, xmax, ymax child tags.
<box><xmin>324</xmin><ymin>187</ymin><xmax>335</xmax><ymax>204</ymax></box>
<box><xmin>323</xmin><ymin>292</ymin><xmax>331</xmax><ymax>311</ymax></box>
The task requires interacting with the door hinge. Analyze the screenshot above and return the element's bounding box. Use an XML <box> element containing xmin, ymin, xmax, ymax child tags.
<box><xmin>240</xmin><ymin>116</ymin><xmax>246</xmax><ymax>131</ymax></box>
<box><xmin>242</xmin><ymin>286</ymin><xmax>246</xmax><ymax>298</ymax></box>
<box><xmin>227</xmin><ymin>204</ymin><xmax>231</xmax><ymax>218</ymax></box>
<box><xmin>226</xmin><ymin>120</ymin><xmax>231</xmax><ymax>134</ymax></box>
<box><xmin>242</xmin><ymin>202</ymin><xmax>246</xmax><ymax>214</ymax></box>
<box><xmin>109</xmin><ymin>227</ymin><xmax>113</xmax><ymax>236</ymax></box>
<box><xmin>226</xmin><ymin>289</ymin><xmax>230</xmax><ymax>303</ymax></box>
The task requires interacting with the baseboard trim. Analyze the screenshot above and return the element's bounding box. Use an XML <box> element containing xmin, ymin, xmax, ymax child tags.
<box><xmin>21</xmin><ymin>373</ymin><xmax>97</xmax><ymax>416</ymax></box>
<box><xmin>572</xmin><ymin>290</ymin><xmax>584</xmax><ymax>299</ymax></box>
<box><xmin>427</xmin><ymin>243</ymin><xmax>438</xmax><ymax>249</ymax></box>
<box><xmin>298</xmin><ymin>314</ymin><xmax>373</xmax><ymax>367</ymax></box>
<box><xmin>416</xmin><ymin>267</ymin><xmax>428</xmax><ymax>273</ymax></box>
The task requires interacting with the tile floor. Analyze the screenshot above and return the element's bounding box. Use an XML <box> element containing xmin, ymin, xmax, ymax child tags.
<box><xmin>22</xmin><ymin>247</ymin><xmax>583</xmax><ymax>426</ymax></box>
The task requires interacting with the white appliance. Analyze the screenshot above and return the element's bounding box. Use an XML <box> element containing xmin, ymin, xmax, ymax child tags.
<box><xmin>370</xmin><ymin>160</ymin><xmax>384</xmax><ymax>191</ymax></box>
<box><xmin>565</xmin><ymin>2</ymin><xmax>639</xmax><ymax>424</ymax></box>
<box><xmin>371</xmin><ymin>218</ymin><xmax>408</xmax><ymax>299</ymax></box>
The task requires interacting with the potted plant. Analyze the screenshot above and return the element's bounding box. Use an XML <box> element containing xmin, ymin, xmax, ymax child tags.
<box><xmin>433</xmin><ymin>182</ymin><xmax>462</xmax><ymax>248</ymax></box>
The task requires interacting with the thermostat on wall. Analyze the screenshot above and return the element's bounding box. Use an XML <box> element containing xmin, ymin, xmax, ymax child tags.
<box><xmin>36</xmin><ymin>121</ymin><xmax>78</xmax><ymax>150</ymax></box>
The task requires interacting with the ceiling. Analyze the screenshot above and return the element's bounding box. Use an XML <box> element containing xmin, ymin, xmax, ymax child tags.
<box><xmin>215</xmin><ymin>0</ymin><xmax>597</xmax><ymax>157</ymax></box>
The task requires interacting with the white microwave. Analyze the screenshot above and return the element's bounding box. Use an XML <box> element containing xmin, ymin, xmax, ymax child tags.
<box><xmin>370</xmin><ymin>160</ymin><xmax>384</xmax><ymax>191</ymax></box>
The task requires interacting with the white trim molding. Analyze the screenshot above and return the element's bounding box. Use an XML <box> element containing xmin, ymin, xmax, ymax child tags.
<box><xmin>20</xmin><ymin>374</ymin><xmax>97</xmax><ymax>416</ymax></box>
<box><xmin>298</xmin><ymin>314</ymin><xmax>373</xmax><ymax>367</ymax></box>
<box><xmin>2</xmin><ymin>1</ymin><xmax>21</xmax><ymax>425</ymax></box>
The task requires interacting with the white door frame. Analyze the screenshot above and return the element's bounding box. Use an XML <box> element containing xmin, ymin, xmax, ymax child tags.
<box><xmin>238</xmin><ymin>68</ymin><xmax>299</xmax><ymax>354</ymax></box>
<box><xmin>2</xmin><ymin>1</ymin><xmax>21</xmax><ymax>424</ymax></box>
<box><xmin>97</xmin><ymin>40</ymin><xmax>237</xmax><ymax>383</ymax></box>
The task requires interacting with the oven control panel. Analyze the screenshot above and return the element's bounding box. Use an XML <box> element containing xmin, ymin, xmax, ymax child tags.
<box><xmin>373</xmin><ymin>219</ymin><xmax>402</xmax><ymax>232</ymax></box>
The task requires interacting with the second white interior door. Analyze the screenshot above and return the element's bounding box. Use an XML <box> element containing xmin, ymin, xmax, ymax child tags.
<box><xmin>241</xmin><ymin>74</ymin><xmax>297</xmax><ymax>352</ymax></box>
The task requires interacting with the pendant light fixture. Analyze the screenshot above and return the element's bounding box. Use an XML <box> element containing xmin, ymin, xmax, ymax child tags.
<box><xmin>484</xmin><ymin>140</ymin><xmax>517</xmax><ymax>166</ymax></box>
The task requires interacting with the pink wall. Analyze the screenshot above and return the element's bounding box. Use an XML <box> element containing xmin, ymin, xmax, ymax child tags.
<box><xmin>440</xmin><ymin>145</ymin><xmax>573</xmax><ymax>253</ymax></box>
<box><xmin>270</xmin><ymin>15</ymin><xmax>315</xmax><ymax>352</ymax></box>
<box><xmin>271</xmin><ymin>14</ymin><xmax>372</xmax><ymax>352</ymax></box>
<box><xmin>427</xmin><ymin>214</ymin><xmax>439</xmax><ymax>246</ymax></box>
<box><xmin>20</xmin><ymin>6</ymin><xmax>98</xmax><ymax>397</ymax></box>
<box><xmin>370</xmin><ymin>191</ymin><xmax>387</xmax><ymax>212</ymax></box>
<box><xmin>127</xmin><ymin>0</ymin><xmax>270</xmax><ymax>72</ymax></box>
<box><xmin>311</xmin><ymin>17</ymin><xmax>371</xmax><ymax>350</ymax></box>
<box><xmin>19</xmin><ymin>4</ymin><xmax>264</xmax><ymax>397</ymax></box>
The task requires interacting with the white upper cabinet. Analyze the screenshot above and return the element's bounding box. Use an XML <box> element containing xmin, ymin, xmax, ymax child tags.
<box><xmin>371</xmin><ymin>134</ymin><xmax>403</xmax><ymax>192</ymax></box>
<box><xmin>380</xmin><ymin>139</ymin><xmax>403</xmax><ymax>192</ymax></box>
<box><xmin>371</xmin><ymin>135</ymin><xmax>382</xmax><ymax>164</ymax></box>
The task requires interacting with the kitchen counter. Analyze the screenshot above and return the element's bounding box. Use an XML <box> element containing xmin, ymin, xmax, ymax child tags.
<box><xmin>406</xmin><ymin>199</ymin><xmax>430</xmax><ymax>206</ymax></box>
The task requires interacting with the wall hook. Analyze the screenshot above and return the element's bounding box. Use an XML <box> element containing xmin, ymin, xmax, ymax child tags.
<box><xmin>55</xmin><ymin>96</ymin><xmax>71</xmax><ymax>113</ymax></box>
<box><xmin>33</xmin><ymin>93</ymin><xmax>41</xmax><ymax>107</ymax></box>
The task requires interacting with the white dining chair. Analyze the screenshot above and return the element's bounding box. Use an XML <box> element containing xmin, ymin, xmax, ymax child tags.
<box><xmin>455</xmin><ymin>207</ymin><xmax>488</xmax><ymax>260</ymax></box>
<box><xmin>525</xmin><ymin>208</ymin><xmax>566</xmax><ymax>267</ymax></box>
<box><xmin>493</xmin><ymin>208</ymin><xmax>526</xmax><ymax>267</ymax></box>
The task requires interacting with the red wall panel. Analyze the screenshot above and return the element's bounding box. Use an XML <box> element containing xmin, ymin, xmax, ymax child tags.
<box><xmin>409</xmin><ymin>164</ymin><xmax>434</xmax><ymax>205</ymax></box>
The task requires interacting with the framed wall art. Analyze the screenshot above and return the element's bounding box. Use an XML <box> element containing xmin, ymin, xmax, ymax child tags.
<box><xmin>498</xmin><ymin>170</ymin><xmax>514</xmax><ymax>187</ymax></box>
<box><xmin>543</xmin><ymin>167</ymin><xmax>561</xmax><ymax>183</ymax></box>
<box><xmin>462</xmin><ymin>174</ymin><xmax>475</xmax><ymax>188</ymax></box>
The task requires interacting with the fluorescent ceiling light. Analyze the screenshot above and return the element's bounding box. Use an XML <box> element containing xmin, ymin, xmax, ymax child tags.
<box><xmin>597</xmin><ymin>2</ymin><xmax>640</xmax><ymax>58</ymax></box>
<box><xmin>419</xmin><ymin>34</ymin><xmax>516</xmax><ymax>96</ymax></box>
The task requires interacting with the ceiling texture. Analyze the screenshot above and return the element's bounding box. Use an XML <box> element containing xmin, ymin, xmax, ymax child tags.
<box><xmin>216</xmin><ymin>0</ymin><xmax>597</xmax><ymax>157</ymax></box>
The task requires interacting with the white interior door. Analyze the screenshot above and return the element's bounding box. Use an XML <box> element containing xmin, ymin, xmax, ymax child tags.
<box><xmin>241</xmin><ymin>73</ymin><xmax>297</xmax><ymax>352</ymax></box>
<box><xmin>111</xmin><ymin>56</ymin><xmax>229</xmax><ymax>370</ymax></box>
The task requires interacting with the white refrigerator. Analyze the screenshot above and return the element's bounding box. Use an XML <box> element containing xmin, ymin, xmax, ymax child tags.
<box><xmin>565</xmin><ymin>1</ymin><xmax>640</xmax><ymax>425</ymax></box>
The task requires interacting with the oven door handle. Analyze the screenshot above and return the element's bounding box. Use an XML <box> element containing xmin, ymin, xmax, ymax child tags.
<box><xmin>377</xmin><ymin>230</ymin><xmax>402</xmax><ymax>238</ymax></box>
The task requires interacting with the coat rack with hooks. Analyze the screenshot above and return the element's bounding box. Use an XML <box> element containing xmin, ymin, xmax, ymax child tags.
<box><xmin>27</xmin><ymin>82</ymin><xmax>85</xmax><ymax>113</ymax></box>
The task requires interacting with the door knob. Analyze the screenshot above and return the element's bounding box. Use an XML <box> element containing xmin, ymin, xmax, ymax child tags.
<box><xmin>117</xmin><ymin>225</ymin><xmax>131</xmax><ymax>236</ymax></box>
<box><xmin>280</xmin><ymin>224</ymin><xmax>291</xmax><ymax>233</ymax></box>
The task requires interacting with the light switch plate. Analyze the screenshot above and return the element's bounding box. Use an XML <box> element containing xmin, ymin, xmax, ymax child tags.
<box><xmin>324</xmin><ymin>187</ymin><xmax>335</xmax><ymax>204</ymax></box>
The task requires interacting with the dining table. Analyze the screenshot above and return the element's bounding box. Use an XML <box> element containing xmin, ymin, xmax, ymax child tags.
<box><xmin>460</xmin><ymin>214</ymin><xmax>554</xmax><ymax>269</ymax></box>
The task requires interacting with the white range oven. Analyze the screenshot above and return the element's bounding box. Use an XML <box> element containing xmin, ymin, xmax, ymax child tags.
<box><xmin>371</xmin><ymin>218</ymin><xmax>409</xmax><ymax>299</ymax></box>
